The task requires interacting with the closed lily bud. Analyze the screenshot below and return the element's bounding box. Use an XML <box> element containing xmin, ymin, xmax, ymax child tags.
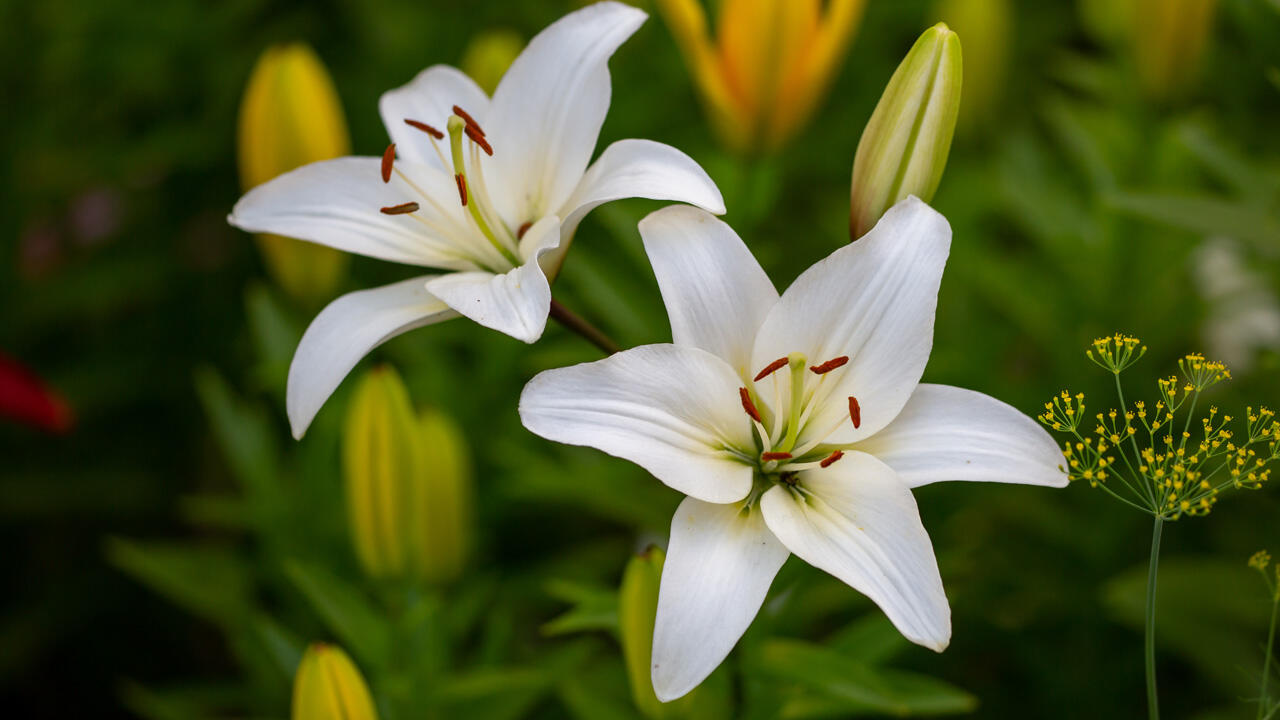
<box><xmin>238</xmin><ymin>43</ymin><xmax>351</xmax><ymax>304</ymax></box>
<box><xmin>656</xmin><ymin>0</ymin><xmax>867</xmax><ymax>154</ymax></box>
<box><xmin>619</xmin><ymin>547</ymin><xmax>667</xmax><ymax>718</ymax></box>
<box><xmin>932</xmin><ymin>0</ymin><xmax>1008</xmax><ymax>133</ymax></box>
<box><xmin>343</xmin><ymin>365</ymin><xmax>472</xmax><ymax>584</ymax></box>
<box><xmin>292</xmin><ymin>643</ymin><xmax>379</xmax><ymax>720</ymax></box>
<box><xmin>1132</xmin><ymin>0</ymin><xmax>1217</xmax><ymax>101</ymax></box>
<box><xmin>460</xmin><ymin>29</ymin><xmax>523</xmax><ymax>95</ymax></box>
<box><xmin>849</xmin><ymin>23</ymin><xmax>962</xmax><ymax>239</ymax></box>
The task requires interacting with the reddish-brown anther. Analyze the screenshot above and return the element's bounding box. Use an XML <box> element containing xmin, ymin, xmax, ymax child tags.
<box><xmin>739</xmin><ymin>387</ymin><xmax>762</xmax><ymax>423</ymax></box>
<box><xmin>848</xmin><ymin>396</ymin><xmax>861</xmax><ymax>429</ymax></box>
<box><xmin>380</xmin><ymin>202</ymin><xmax>420</xmax><ymax>215</ymax></box>
<box><xmin>380</xmin><ymin>143</ymin><xmax>396</xmax><ymax>183</ymax></box>
<box><xmin>465</xmin><ymin>124</ymin><xmax>494</xmax><ymax>156</ymax></box>
<box><xmin>761</xmin><ymin>451</ymin><xmax>793</xmax><ymax>461</ymax></box>
<box><xmin>753</xmin><ymin>356</ymin><xmax>789</xmax><ymax>382</ymax></box>
<box><xmin>517</xmin><ymin>221</ymin><xmax>533</xmax><ymax>239</ymax></box>
<box><xmin>452</xmin><ymin>105</ymin><xmax>483</xmax><ymax>133</ymax></box>
<box><xmin>819</xmin><ymin>450</ymin><xmax>844</xmax><ymax>468</ymax></box>
<box><xmin>809</xmin><ymin>356</ymin><xmax>849</xmax><ymax>374</ymax></box>
<box><xmin>454</xmin><ymin>174</ymin><xmax>468</xmax><ymax>206</ymax></box>
<box><xmin>404</xmin><ymin>119</ymin><xmax>444</xmax><ymax>139</ymax></box>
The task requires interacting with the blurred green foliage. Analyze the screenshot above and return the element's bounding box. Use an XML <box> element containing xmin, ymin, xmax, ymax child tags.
<box><xmin>3</xmin><ymin>0</ymin><xmax>1280</xmax><ymax>718</ymax></box>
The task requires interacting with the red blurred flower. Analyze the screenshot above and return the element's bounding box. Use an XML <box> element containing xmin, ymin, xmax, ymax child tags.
<box><xmin>0</xmin><ymin>352</ymin><xmax>74</xmax><ymax>433</ymax></box>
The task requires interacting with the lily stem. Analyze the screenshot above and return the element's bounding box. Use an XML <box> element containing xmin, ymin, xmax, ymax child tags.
<box><xmin>1145</xmin><ymin>515</ymin><xmax>1164</xmax><ymax>720</ymax></box>
<box><xmin>549</xmin><ymin>299</ymin><xmax>619</xmax><ymax>356</ymax></box>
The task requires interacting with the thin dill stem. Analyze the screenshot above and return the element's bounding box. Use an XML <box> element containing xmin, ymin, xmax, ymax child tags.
<box><xmin>1145</xmin><ymin>516</ymin><xmax>1164</xmax><ymax>720</ymax></box>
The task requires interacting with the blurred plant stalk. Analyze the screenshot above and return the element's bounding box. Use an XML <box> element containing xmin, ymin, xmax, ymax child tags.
<box><xmin>1132</xmin><ymin>0</ymin><xmax>1217</xmax><ymax>101</ymax></box>
<box><xmin>292</xmin><ymin>643</ymin><xmax>379</xmax><ymax>720</ymax></box>
<box><xmin>849</xmin><ymin>23</ymin><xmax>961</xmax><ymax>239</ymax></box>
<box><xmin>238</xmin><ymin>43</ymin><xmax>351</xmax><ymax>305</ymax></box>
<box><xmin>656</xmin><ymin>0</ymin><xmax>866</xmax><ymax>154</ymax></box>
<box><xmin>344</xmin><ymin>365</ymin><xmax>473</xmax><ymax>585</ymax></box>
<box><xmin>460</xmin><ymin>29</ymin><xmax>523</xmax><ymax>95</ymax></box>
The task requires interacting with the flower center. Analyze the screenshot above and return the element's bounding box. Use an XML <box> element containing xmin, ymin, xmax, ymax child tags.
<box><xmin>736</xmin><ymin>351</ymin><xmax>860</xmax><ymax>479</ymax></box>
<box><xmin>375</xmin><ymin>107</ymin><xmax>526</xmax><ymax>273</ymax></box>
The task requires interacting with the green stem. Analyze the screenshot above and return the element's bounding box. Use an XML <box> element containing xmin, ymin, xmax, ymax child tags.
<box><xmin>1261</xmin><ymin>584</ymin><xmax>1279</xmax><ymax>720</ymax></box>
<box><xmin>1145</xmin><ymin>516</ymin><xmax>1164</xmax><ymax>720</ymax></box>
<box><xmin>549</xmin><ymin>299</ymin><xmax>619</xmax><ymax>356</ymax></box>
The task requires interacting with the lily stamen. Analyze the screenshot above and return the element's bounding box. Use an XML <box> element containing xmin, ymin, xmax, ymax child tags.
<box><xmin>380</xmin><ymin>202</ymin><xmax>419</xmax><ymax>215</ymax></box>
<box><xmin>403</xmin><ymin>118</ymin><xmax>444</xmax><ymax>139</ymax></box>
<box><xmin>451</xmin><ymin>104</ymin><xmax>482</xmax><ymax>132</ymax></box>
<box><xmin>754</xmin><ymin>356</ymin><xmax>788</xmax><ymax>382</ymax></box>
<box><xmin>739</xmin><ymin>387</ymin><xmax>762</xmax><ymax>423</ymax></box>
<box><xmin>465</xmin><ymin>124</ymin><xmax>493</xmax><ymax>156</ymax></box>
<box><xmin>849</xmin><ymin>396</ymin><xmax>861</xmax><ymax>429</ymax></box>
<box><xmin>810</xmin><ymin>356</ymin><xmax>849</xmax><ymax>374</ymax></box>
<box><xmin>517</xmin><ymin>221</ymin><xmax>533</xmax><ymax>239</ymax></box>
<box><xmin>820</xmin><ymin>450</ymin><xmax>844</xmax><ymax>468</ymax></box>
<box><xmin>454</xmin><ymin>174</ymin><xmax>468</xmax><ymax>206</ymax></box>
<box><xmin>381</xmin><ymin>143</ymin><xmax>396</xmax><ymax>183</ymax></box>
<box><xmin>761</xmin><ymin>451</ymin><xmax>793</xmax><ymax>461</ymax></box>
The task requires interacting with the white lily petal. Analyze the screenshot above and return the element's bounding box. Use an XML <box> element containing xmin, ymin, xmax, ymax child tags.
<box><xmin>287</xmin><ymin>276</ymin><xmax>455</xmax><ymax>439</ymax></box>
<box><xmin>751</xmin><ymin>196</ymin><xmax>951</xmax><ymax>445</ymax></box>
<box><xmin>652</xmin><ymin>497</ymin><xmax>789</xmax><ymax>702</ymax></box>
<box><xmin>760</xmin><ymin>452</ymin><xmax>951</xmax><ymax>651</ymax></box>
<box><xmin>856</xmin><ymin>384</ymin><xmax>1068</xmax><ymax>489</ymax></box>
<box><xmin>423</xmin><ymin>216</ymin><xmax>560</xmax><ymax>343</ymax></box>
<box><xmin>229</xmin><ymin>157</ymin><xmax>479</xmax><ymax>271</ymax></box>
<box><xmin>560</xmin><ymin>139</ymin><xmax>726</xmax><ymax>241</ymax></box>
<box><xmin>378</xmin><ymin>65</ymin><xmax>490</xmax><ymax>167</ymax></box>
<box><xmin>639</xmin><ymin>205</ymin><xmax>776</xmax><ymax>376</ymax></box>
<box><xmin>486</xmin><ymin>1</ymin><xmax>647</xmax><ymax>222</ymax></box>
<box><xmin>519</xmin><ymin>344</ymin><xmax>756</xmax><ymax>503</ymax></box>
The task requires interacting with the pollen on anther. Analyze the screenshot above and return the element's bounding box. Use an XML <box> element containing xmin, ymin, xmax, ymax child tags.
<box><xmin>454</xmin><ymin>173</ymin><xmax>468</xmax><ymax>206</ymax></box>
<box><xmin>810</xmin><ymin>356</ymin><xmax>849</xmax><ymax>374</ymax></box>
<box><xmin>517</xmin><ymin>221</ymin><xmax>533</xmax><ymax>240</ymax></box>
<box><xmin>380</xmin><ymin>143</ymin><xmax>396</xmax><ymax>183</ymax></box>
<box><xmin>380</xmin><ymin>202</ymin><xmax>419</xmax><ymax>215</ymax></box>
<box><xmin>820</xmin><ymin>450</ymin><xmax>844</xmax><ymax>468</ymax></box>
<box><xmin>404</xmin><ymin>119</ymin><xmax>444</xmax><ymax>139</ymax></box>
<box><xmin>739</xmin><ymin>387</ymin><xmax>762</xmax><ymax>423</ymax></box>
<box><xmin>452</xmin><ymin>105</ymin><xmax>483</xmax><ymax>133</ymax></box>
<box><xmin>753</xmin><ymin>357</ymin><xmax>789</xmax><ymax>382</ymax></box>
<box><xmin>465</xmin><ymin>124</ymin><xmax>494</xmax><ymax>156</ymax></box>
<box><xmin>848</xmin><ymin>396</ymin><xmax>861</xmax><ymax>429</ymax></box>
<box><xmin>761</xmin><ymin>451</ymin><xmax>793</xmax><ymax>461</ymax></box>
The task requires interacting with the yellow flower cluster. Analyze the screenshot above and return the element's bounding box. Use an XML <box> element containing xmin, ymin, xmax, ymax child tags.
<box><xmin>1040</xmin><ymin>336</ymin><xmax>1280</xmax><ymax>520</ymax></box>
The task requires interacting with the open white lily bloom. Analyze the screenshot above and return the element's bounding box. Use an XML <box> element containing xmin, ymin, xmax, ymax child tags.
<box><xmin>228</xmin><ymin>1</ymin><xmax>725</xmax><ymax>438</ymax></box>
<box><xmin>519</xmin><ymin>197</ymin><xmax>1066</xmax><ymax>702</ymax></box>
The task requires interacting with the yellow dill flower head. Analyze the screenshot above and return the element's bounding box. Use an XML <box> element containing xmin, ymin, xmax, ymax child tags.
<box><xmin>1249</xmin><ymin>550</ymin><xmax>1271</xmax><ymax>571</ymax></box>
<box><xmin>656</xmin><ymin>0</ymin><xmax>866</xmax><ymax>155</ymax></box>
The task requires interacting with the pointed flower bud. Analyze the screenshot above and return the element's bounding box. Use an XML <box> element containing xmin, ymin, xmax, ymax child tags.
<box><xmin>343</xmin><ymin>365</ymin><xmax>473</xmax><ymax>584</ymax></box>
<box><xmin>656</xmin><ymin>0</ymin><xmax>867</xmax><ymax>154</ymax></box>
<box><xmin>460</xmin><ymin>29</ymin><xmax>523</xmax><ymax>95</ymax></box>
<box><xmin>238</xmin><ymin>43</ymin><xmax>351</xmax><ymax>304</ymax></box>
<box><xmin>1132</xmin><ymin>0</ymin><xmax>1218</xmax><ymax>101</ymax></box>
<box><xmin>849</xmin><ymin>23</ymin><xmax>962</xmax><ymax>239</ymax></box>
<box><xmin>619</xmin><ymin>547</ymin><xmax>667</xmax><ymax>719</ymax></box>
<box><xmin>291</xmin><ymin>643</ymin><xmax>379</xmax><ymax>720</ymax></box>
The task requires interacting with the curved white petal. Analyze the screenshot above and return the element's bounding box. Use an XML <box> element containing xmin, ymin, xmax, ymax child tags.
<box><xmin>229</xmin><ymin>157</ymin><xmax>479</xmax><ymax>271</ymax></box>
<box><xmin>519</xmin><ymin>344</ymin><xmax>755</xmax><ymax>504</ymax></box>
<box><xmin>639</xmin><ymin>205</ymin><xmax>776</xmax><ymax>376</ymax></box>
<box><xmin>652</xmin><ymin>497</ymin><xmax>789</xmax><ymax>702</ymax></box>
<box><xmin>423</xmin><ymin>216</ymin><xmax>560</xmax><ymax>343</ymax></box>
<box><xmin>750</xmin><ymin>196</ymin><xmax>951</xmax><ymax>445</ymax></box>
<box><xmin>379</xmin><ymin>65</ymin><xmax>490</xmax><ymax>167</ymax></box>
<box><xmin>486</xmin><ymin>2</ymin><xmax>647</xmax><ymax>222</ymax></box>
<box><xmin>760</xmin><ymin>452</ymin><xmax>950</xmax><ymax>651</ymax></box>
<box><xmin>856</xmin><ymin>384</ymin><xmax>1069</xmax><ymax>489</ymax></box>
<box><xmin>560</xmin><ymin>139</ymin><xmax>726</xmax><ymax>240</ymax></box>
<box><xmin>287</xmin><ymin>276</ymin><xmax>455</xmax><ymax>439</ymax></box>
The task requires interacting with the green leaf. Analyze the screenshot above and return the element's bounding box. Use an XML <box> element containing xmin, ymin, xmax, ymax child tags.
<box><xmin>542</xmin><ymin>579</ymin><xmax>619</xmax><ymax>637</ymax></box>
<box><xmin>283</xmin><ymin>559</ymin><xmax>391</xmax><ymax>668</ymax></box>
<box><xmin>193</xmin><ymin>366</ymin><xmax>283</xmax><ymax>513</ymax></box>
<box><xmin>751</xmin><ymin>639</ymin><xmax>977</xmax><ymax>717</ymax></box>
<box><xmin>105</xmin><ymin>537</ymin><xmax>251</xmax><ymax>627</ymax></box>
<box><xmin>1106</xmin><ymin>191</ymin><xmax>1280</xmax><ymax>252</ymax></box>
<box><xmin>245</xmin><ymin>282</ymin><xmax>303</xmax><ymax>399</ymax></box>
<box><xmin>827</xmin><ymin>615</ymin><xmax>910</xmax><ymax>666</ymax></box>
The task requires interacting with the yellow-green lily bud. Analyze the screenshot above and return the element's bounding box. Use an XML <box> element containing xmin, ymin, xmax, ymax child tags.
<box><xmin>849</xmin><ymin>23</ymin><xmax>962</xmax><ymax>239</ymax></box>
<box><xmin>343</xmin><ymin>365</ymin><xmax>472</xmax><ymax>584</ymax></box>
<box><xmin>932</xmin><ymin>0</ymin><xmax>1007</xmax><ymax>133</ymax></box>
<box><xmin>1132</xmin><ymin>0</ymin><xmax>1217</xmax><ymax>101</ymax></box>
<box><xmin>619</xmin><ymin>547</ymin><xmax>667</xmax><ymax>719</ymax></box>
<box><xmin>238</xmin><ymin>43</ymin><xmax>351</xmax><ymax>305</ymax></box>
<box><xmin>291</xmin><ymin>643</ymin><xmax>379</xmax><ymax>720</ymax></box>
<box><xmin>460</xmin><ymin>29</ymin><xmax>523</xmax><ymax>95</ymax></box>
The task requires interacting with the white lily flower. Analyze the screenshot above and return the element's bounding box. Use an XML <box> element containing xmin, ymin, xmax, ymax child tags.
<box><xmin>228</xmin><ymin>1</ymin><xmax>725</xmax><ymax>438</ymax></box>
<box><xmin>519</xmin><ymin>197</ymin><xmax>1066</xmax><ymax>701</ymax></box>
